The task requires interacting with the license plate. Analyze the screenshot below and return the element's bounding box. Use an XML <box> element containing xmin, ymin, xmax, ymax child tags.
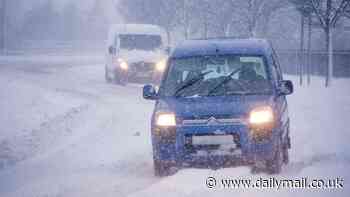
<box><xmin>136</xmin><ymin>72</ymin><xmax>152</xmax><ymax>78</ymax></box>
<box><xmin>192</xmin><ymin>135</ymin><xmax>234</xmax><ymax>145</ymax></box>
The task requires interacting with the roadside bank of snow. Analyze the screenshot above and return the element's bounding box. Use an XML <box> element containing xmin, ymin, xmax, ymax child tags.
<box><xmin>0</xmin><ymin>67</ymin><xmax>92</xmax><ymax>169</ymax></box>
<box><xmin>0</xmin><ymin>54</ymin><xmax>104</xmax><ymax>68</ymax></box>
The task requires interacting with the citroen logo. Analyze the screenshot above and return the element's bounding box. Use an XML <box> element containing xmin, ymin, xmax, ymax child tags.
<box><xmin>207</xmin><ymin>117</ymin><xmax>219</xmax><ymax>125</ymax></box>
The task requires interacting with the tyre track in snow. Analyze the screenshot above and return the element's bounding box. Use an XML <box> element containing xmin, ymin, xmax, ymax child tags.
<box><xmin>0</xmin><ymin>104</ymin><xmax>89</xmax><ymax>170</ymax></box>
<box><xmin>0</xmin><ymin>63</ymin><xmax>100</xmax><ymax>170</ymax></box>
<box><xmin>0</xmin><ymin>95</ymin><xmax>160</xmax><ymax>197</ymax></box>
<box><xmin>0</xmin><ymin>61</ymin><xmax>162</xmax><ymax>197</ymax></box>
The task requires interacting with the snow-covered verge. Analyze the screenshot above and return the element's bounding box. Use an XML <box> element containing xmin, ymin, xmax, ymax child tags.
<box><xmin>0</xmin><ymin>60</ymin><xmax>157</xmax><ymax>197</ymax></box>
<box><xmin>0</xmin><ymin>53</ymin><xmax>104</xmax><ymax>69</ymax></box>
<box><xmin>0</xmin><ymin>54</ymin><xmax>104</xmax><ymax>169</ymax></box>
<box><xmin>0</xmin><ymin>56</ymin><xmax>349</xmax><ymax>197</ymax></box>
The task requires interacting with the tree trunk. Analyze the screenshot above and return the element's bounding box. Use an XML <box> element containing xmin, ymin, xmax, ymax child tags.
<box><xmin>0</xmin><ymin>0</ymin><xmax>6</xmax><ymax>53</ymax></box>
<box><xmin>225</xmin><ymin>23</ymin><xmax>231</xmax><ymax>37</ymax></box>
<box><xmin>204</xmin><ymin>21</ymin><xmax>208</xmax><ymax>39</ymax></box>
<box><xmin>248</xmin><ymin>23</ymin><xmax>254</xmax><ymax>38</ymax></box>
<box><xmin>203</xmin><ymin>1</ymin><xmax>210</xmax><ymax>39</ymax></box>
<box><xmin>299</xmin><ymin>15</ymin><xmax>305</xmax><ymax>86</ymax></box>
<box><xmin>324</xmin><ymin>0</ymin><xmax>333</xmax><ymax>87</ymax></box>
<box><xmin>183</xmin><ymin>0</ymin><xmax>189</xmax><ymax>39</ymax></box>
<box><xmin>247</xmin><ymin>17</ymin><xmax>256</xmax><ymax>38</ymax></box>
<box><xmin>325</xmin><ymin>26</ymin><xmax>333</xmax><ymax>87</ymax></box>
<box><xmin>166</xmin><ymin>29</ymin><xmax>171</xmax><ymax>46</ymax></box>
<box><xmin>307</xmin><ymin>15</ymin><xmax>312</xmax><ymax>85</ymax></box>
<box><xmin>260</xmin><ymin>13</ymin><xmax>272</xmax><ymax>38</ymax></box>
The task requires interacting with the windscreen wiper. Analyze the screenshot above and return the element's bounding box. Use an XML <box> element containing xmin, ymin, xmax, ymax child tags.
<box><xmin>174</xmin><ymin>70</ymin><xmax>213</xmax><ymax>97</ymax></box>
<box><xmin>208</xmin><ymin>67</ymin><xmax>244</xmax><ymax>96</ymax></box>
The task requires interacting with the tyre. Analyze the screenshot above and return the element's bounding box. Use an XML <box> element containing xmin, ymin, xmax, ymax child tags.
<box><xmin>105</xmin><ymin>68</ymin><xmax>112</xmax><ymax>83</ymax></box>
<box><xmin>283</xmin><ymin>143</ymin><xmax>289</xmax><ymax>164</ymax></box>
<box><xmin>266</xmin><ymin>139</ymin><xmax>283</xmax><ymax>174</ymax></box>
<box><xmin>283</xmin><ymin>126</ymin><xmax>291</xmax><ymax>164</ymax></box>
<box><xmin>154</xmin><ymin>159</ymin><xmax>172</xmax><ymax>177</ymax></box>
<box><xmin>114</xmin><ymin>72</ymin><xmax>128</xmax><ymax>86</ymax></box>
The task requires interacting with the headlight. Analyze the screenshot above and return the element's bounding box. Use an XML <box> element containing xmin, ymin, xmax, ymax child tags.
<box><xmin>249</xmin><ymin>106</ymin><xmax>274</xmax><ymax>125</ymax></box>
<box><xmin>156</xmin><ymin>113</ymin><xmax>176</xmax><ymax>126</ymax></box>
<box><xmin>117</xmin><ymin>58</ymin><xmax>128</xmax><ymax>70</ymax></box>
<box><xmin>155</xmin><ymin>59</ymin><xmax>167</xmax><ymax>72</ymax></box>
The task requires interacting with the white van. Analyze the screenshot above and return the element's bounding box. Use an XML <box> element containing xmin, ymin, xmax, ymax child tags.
<box><xmin>105</xmin><ymin>24</ymin><xmax>169</xmax><ymax>85</ymax></box>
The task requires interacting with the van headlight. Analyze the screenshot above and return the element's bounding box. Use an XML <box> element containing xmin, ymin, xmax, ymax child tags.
<box><xmin>155</xmin><ymin>59</ymin><xmax>167</xmax><ymax>72</ymax></box>
<box><xmin>156</xmin><ymin>113</ymin><xmax>176</xmax><ymax>126</ymax></box>
<box><xmin>249</xmin><ymin>106</ymin><xmax>274</xmax><ymax>125</ymax></box>
<box><xmin>249</xmin><ymin>106</ymin><xmax>275</xmax><ymax>141</ymax></box>
<box><xmin>117</xmin><ymin>58</ymin><xmax>128</xmax><ymax>70</ymax></box>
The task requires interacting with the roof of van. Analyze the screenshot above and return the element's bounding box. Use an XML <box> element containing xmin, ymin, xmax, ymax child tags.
<box><xmin>171</xmin><ymin>38</ymin><xmax>271</xmax><ymax>58</ymax></box>
<box><xmin>109</xmin><ymin>24</ymin><xmax>167</xmax><ymax>35</ymax></box>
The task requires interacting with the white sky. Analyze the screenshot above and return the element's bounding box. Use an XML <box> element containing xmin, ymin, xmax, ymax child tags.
<box><xmin>19</xmin><ymin>0</ymin><xmax>120</xmax><ymax>23</ymax></box>
<box><xmin>22</xmin><ymin>0</ymin><xmax>117</xmax><ymax>11</ymax></box>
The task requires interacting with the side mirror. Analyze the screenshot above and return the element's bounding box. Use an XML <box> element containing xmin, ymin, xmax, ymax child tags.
<box><xmin>279</xmin><ymin>80</ymin><xmax>294</xmax><ymax>96</ymax></box>
<box><xmin>108</xmin><ymin>46</ymin><xmax>116</xmax><ymax>55</ymax></box>
<box><xmin>143</xmin><ymin>84</ymin><xmax>158</xmax><ymax>100</ymax></box>
<box><xmin>165</xmin><ymin>46</ymin><xmax>171</xmax><ymax>55</ymax></box>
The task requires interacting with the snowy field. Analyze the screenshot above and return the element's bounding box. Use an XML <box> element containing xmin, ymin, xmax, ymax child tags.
<box><xmin>0</xmin><ymin>55</ymin><xmax>349</xmax><ymax>197</ymax></box>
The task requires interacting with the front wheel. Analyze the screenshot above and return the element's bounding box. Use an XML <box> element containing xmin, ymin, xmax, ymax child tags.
<box><xmin>266</xmin><ymin>140</ymin><xmax>283</xmax><ymax>174</ymax></box>
<box><xmin>105</xmin><ymin>68</ymin><xmax>112</xmax><ymax>83</ymax></box>
<box><xmin>153</xmin><ymin>159</ymin><xmax>173</xmax><ymax>177</ymax></box>
<box><xmin>283</xmin><ymin>126</ymin><xmax>291</xmax><ymax>164</ymax></box>
<box><xmin>112</xmin><ymin>71</ymin><xmax>128</xmax><ymax>86</ymax></box>
<box><xmin>283</xmin><ymin>144</ymin><xmax>289</xmax><ymax>164</ymax></box>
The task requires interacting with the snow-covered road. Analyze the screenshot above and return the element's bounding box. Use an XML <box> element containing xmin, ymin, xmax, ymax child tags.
<box><xmin>0</xmin><ymin>56</ymin><xmax>349</xmax><ymax>197</ymax></box>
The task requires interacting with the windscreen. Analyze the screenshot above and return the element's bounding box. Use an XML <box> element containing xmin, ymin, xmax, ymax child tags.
<box><xmin>160</xmin><ymin>55</ymin><xmax>272</xmax><ymax>97</ymax></box>
<box><xmin>119</xmin><ymin>34</ymin><xmax>162</xmax><ymax>51</ymax></box>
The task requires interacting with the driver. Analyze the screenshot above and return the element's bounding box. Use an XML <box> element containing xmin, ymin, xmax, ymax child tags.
<box><xmin>239</xmin><ymin>62</ymin><xmax>264</xmax><ymax>80</ymax></box>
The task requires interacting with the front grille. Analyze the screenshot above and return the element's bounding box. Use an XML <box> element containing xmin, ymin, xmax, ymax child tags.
<box><xmin>130</xmin><ymin>61</ymin><xmax>155</xmax><ymax>72</ymax></box>
<box><xmin>182</xmin><ymin>117</ymin><xmax>246</xmax><ymax>126</ymax></box>
<box><xmin>184</xmin><ymin>133</ymin><xmax>241</xmax><ymax>154</ymax></box>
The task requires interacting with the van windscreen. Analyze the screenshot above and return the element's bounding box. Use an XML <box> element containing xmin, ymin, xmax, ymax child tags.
<box><xmin>119</xmin><ymin>34</ymin><xmax>162</xmax><ymax>51</ymax></box>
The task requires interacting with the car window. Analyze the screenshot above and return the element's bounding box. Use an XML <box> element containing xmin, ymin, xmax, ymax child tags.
<box><xmin>118</xmin><ymin>34</ymin><xmax>162</xmax><ymax>51</ymax></box>
<box><xmin>240</xmin><ymin>57</ymin><xmax>267</xmax><ymax>78</ymax></box>
<box><xmin>270</xmin><ymin>56</ymin><xmax>278</xmax><ymax>82</ymax></box>
<box><xmin>160</xmin><ymin>55</ymin><xmax>273</xmax><ymax>97</ymax></box>
<box><xmin>271</xmin><ymin>49</ymin><xmax>283</xmax><ymax>81</ymax></box>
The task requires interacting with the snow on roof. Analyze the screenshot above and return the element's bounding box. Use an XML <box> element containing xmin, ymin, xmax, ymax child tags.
<box><xmin>110</xmin><ymin>24</ymin><xmax>167</xmax><ymax>36</ymax></box>
<box><xmin>107</xmin><ymin>24</ymin><xmax>168</xmax><ymax>45</ymax></box>
<box><xmin>171</xmin><ymin>39</ymin><xmax>271</xmax><ymax>58</ymax></box>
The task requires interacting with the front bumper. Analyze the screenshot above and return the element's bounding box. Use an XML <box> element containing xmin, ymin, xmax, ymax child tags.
<box><xmin>151</xmin><ymin>123</ymin><xmax>278</xmax><ymax>166</ymax></box>
<box><xmin>128</xmin><ymin>62</ymin><xmax>163</xmax><ymax>80</ymax></box>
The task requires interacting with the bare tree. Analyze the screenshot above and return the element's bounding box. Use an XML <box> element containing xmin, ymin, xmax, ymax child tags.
<box><xmin>196</xmin><ymin>0</ymin><xmax>212</xmax><ymax>38</ymax></box>
<box><xmin>227</xmin><ymin>0</ymin><xmax>264</xmax><ymax>37</ymax></box>
<box><xmin>117</xmin><ymin>0</ymin><xmax>181</xmax><ymax>44</ymax></box>
<box><xmin>227</xmin><ymin>0</ymin><xmax>287</xmax><ymax>38</ymax></box>
<box><xmin>289</xmin><ymin>0</ymin><xmax>314</xmax><ymax>85</ymax></box>
<box><xmin>0</xmin><ymin>0</ymin><xmax>6</xmax><ymax>53</ymax></box>
<box><xmin>345</xmin><ymin>3</ymin><xmax>350</xmax><ymax>17</ymax></box>
<box><xmin>259</xmin><ymin>1</ymin><xmax>288</xmax><ymax>37</ymax></box>
<box><xmin>309</xmin><ymin>0</ymin><xmax>350</xmax><ymax>87</ymax></box>
<box><xmin>307</xmin><ymin>14</ymin><xmax>313</xmax><ymax>85</ymax></box>
<box><xmin>182</xmin><ymin>0</ymin><xmax>190</xmax><ymax>39</ymax></box>
<box><xmin>181</xmin><ymin>0</ymin><xmax>211</xmax><ymax>39</ymax></box>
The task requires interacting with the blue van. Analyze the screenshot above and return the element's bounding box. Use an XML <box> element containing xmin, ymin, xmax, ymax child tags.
<box><xmin>143</xmin><ymin>39</ymin><xmax>294</xmax><ymax>176</ymax></box>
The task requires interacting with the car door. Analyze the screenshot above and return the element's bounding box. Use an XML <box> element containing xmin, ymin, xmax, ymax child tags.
<box><xmin>106</xmin><ymin>34</ymin><xmax>119</xmax><ymax>72</ymax></box>
<box><xmin>271</xmin><ymin>48</ymin><xmax>290</xmax><ymax>141</ymax></box>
